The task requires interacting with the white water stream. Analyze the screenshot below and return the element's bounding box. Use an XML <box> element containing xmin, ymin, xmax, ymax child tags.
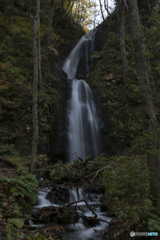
<box><xmin>35</xmin><ymin>188</ymin><xmax>111</xmax><ymax>240</ymax></box>
<box><xmin>63</xmin><ymin>29</ymin><xmax>101</xmax><ymax>162</ymax></box>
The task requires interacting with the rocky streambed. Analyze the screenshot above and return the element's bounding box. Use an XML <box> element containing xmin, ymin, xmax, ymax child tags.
<box><xmin>29</xmin><ymin>185</ymin><xmax>114</xmax><ymax>240</ymax></box>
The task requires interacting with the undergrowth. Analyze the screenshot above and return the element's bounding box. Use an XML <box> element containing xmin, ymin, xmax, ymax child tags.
<box><xmin>101</xmin><ymin>155</ymin><xmax>160</xmax><ymax>239</ymax></box>
<box><xmin>0</xmin><ymin>167</ymin><xmax>38</xmax><ymax>240</ymax></box>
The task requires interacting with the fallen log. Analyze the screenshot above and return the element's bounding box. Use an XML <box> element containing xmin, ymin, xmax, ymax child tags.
<box><xmin>32</xmin><ymin>199</ymin><xmax>115</xmax><ymax>226</ymax></box>
<box><xmin>66</xmin><ymin>199</ymin><xmax>97</xmax><ymax>218</ymax></box>
<box><xmin>32</xmin><ymin>199</ymin><xmax>97</xmax><ymax>222</ymax></box>
<box><xmin>78</xmin><ymin>212</ymin><xmax>111</xmax><ymax>224</ymax></box>
<box><xmin>23</xmin><ymin>224</ymin><xmax>42</xmax><ymax>230</ymax></box>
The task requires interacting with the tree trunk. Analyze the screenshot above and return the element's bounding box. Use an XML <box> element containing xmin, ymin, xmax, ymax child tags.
<box><xmin>31</xmin><ymin>1</ymin><xmax>39</xmax><ymax>173</ymax></box>
<box><xmin>127</xmin><ymin>0</ymin><xmax>160</xmax><ymax>195</ymax></box>
<box><xmin>47</xmin><ymin>0</ymin><xmax>55</xmax><ymax>47</ymax></box>
<box><xmin>119</xmin><ymin>0</ymin><xmax>128</xmax><ymax>81</ymax></box>
<box><xmin>37</xmin><ymin>0</ymin><xmax>42</xmax><ymax>91</ymax></box>
<box><xmin>147</xmin><ymin>0</ymin><xmax>158</xmax><ymax>16</ymax></box>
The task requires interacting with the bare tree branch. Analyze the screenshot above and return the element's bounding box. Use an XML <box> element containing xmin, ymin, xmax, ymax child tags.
<box><xmin>67</xmin><ymin>199</ymin><xmax>97</xmax><ymax>218</ymax></box>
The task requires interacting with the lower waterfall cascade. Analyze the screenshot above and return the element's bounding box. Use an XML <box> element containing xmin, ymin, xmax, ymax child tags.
<box><xmin>32</xmin><ymin>187</ymin><xmax>111</xmax><ymax>240</ymax></box>
<box><xmin>62</xmin><ymin>28</ymin><xmax>102</xmax><ymax>162</ymax></box>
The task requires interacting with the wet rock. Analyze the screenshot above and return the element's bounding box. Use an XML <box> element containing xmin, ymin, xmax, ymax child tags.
<box><xmin>57</xmin><ymin>208</ymin><xmax>79</xmax><ymax>224</ymax></box>
<box><xmin>47</xmin><ymin>185</ymin><xmax>70</xmax><ymax>204</ymax></box>
<box><xmin>83</xmin><ymin>216</ymin><xmax>100</xmax><ymax>227</ymax></box>
<box><xmin>55</xmin><ymin>61</ymin><xmax>68</xmax><ymax>79</ymax></box>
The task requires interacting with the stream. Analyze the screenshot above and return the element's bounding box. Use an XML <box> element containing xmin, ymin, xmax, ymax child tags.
<box><xmin>32</xmin><ymin>187</ymin><xmax>111</xmax><ymax>240</ymax></box>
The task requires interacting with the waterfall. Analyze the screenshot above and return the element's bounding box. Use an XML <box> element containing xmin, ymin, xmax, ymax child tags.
<box><xmin>36</xmin><ymin>189</ymin><xmax>51</xmax><ymax>208</ymax></box>
<box><xmin>69</xmin><ymin>188</ymin><xmax>86</xmax><ymax>203</ymax></box>
<box><xmin>63</xmin><ymin>28</ymin><xmax>97</xmax><ymax>80</ymax></box>
<box><xmin>33</xmin><ymin>187</ymin><xmax>111</xmax><ymax>240</ymax></box>
<box><xmin>63</xmin><ymin>29</ymin><xmax>101</xmax><ymax>162</ymax></box>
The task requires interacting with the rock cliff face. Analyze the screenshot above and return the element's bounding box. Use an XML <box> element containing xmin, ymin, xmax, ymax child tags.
<box><xmin>86</xmin><ymin>8</ymin><xmax>148</xmax><ymax>157</ymax></box>
<box><xmin>48</xmin><ymin>78</ymin><xmax>69</xmax><ymax>162</ymax></box>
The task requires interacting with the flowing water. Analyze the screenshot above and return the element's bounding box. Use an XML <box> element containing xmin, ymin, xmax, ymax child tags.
<box><xmin>62</xmin><ymin>29</ymin><xmax>101</xmax><ymax>162</ymax></box>
<box><xmin>35</xmin><ymin>188</ymin><xmax>111</xmax><ymax>240</ymax></box>
<box><xmin>62</xmin><ymin>188</ymin><xmax>111</xmax><ymax>240</ymax></box>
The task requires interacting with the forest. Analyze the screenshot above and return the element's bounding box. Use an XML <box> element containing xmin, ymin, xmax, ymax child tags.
<box><xmin>0</xmin><ymin>0</ymin><xmax>160</xmax><ymax>239</ymax></box>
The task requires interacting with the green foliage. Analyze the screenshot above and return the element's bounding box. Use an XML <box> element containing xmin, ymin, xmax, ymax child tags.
<box><xmin>102</xmin><ymin>155</ymin><xmax>160</xmax><ymax>237</ymax></box>
<box><xmin>48</xmin><ymin>158</ymin><xmax>96</xmax><ymax>184</ymax></box>
<box><xmin>36</xmin><ymin>154</ymin><xmax>48</xmax><ymax>169</ymax></box>
<box><xmin>8</xmin><ymin>218</ymin><xmax>24</xmax><ymax>228</ymax></box>
<box><xmin>30</xmin><ymin>233</ymin><xmax>47</xmax><ymax>240</ymax></box>
<box><xmin>89</xmin><ymin>32</ymin><xmax>144</xmax><ymax>147</ymax></box>
<box><xmin>38</xmin><ymin>87</ymin><xmax>59</xmax><ymax>132</ymax></box>
<box><xmin>0</xmin><ymin>0</ymin><xmax>84</xmax><ymax>157</ymax></box>
<box><xmin>48</xmin><ymin>161</ymin><xmax>73</xmax><ymax>182</ymax></box>
<box><xmin>0</xmin><ymin>167</ymin><xmax>38</xmax><ymax>240</ymax></box>
<box><xmin>0</xmin><ymin>168</ymin><xmax>38</xmax><ymax>213</ymax></box>
<box><xmin>6</xmin><ymin>221</ymin><xmax>24</xmax><ymax>240</ymax></box>
<box><xmin>7</xmin><ymin>154</ymin><xmax>30</xmax><ymax>167</ymax></box>
<box><xmin>0</xmin><ymin>144</ymin><xmax>18</xmax><ymax>155</ymax></box>
<box><xmin>56</xmin><ymin>0</ymin><xmax>97</xmax><ymax>29</ymax></box>
<box><xmin>132</xmin><ymin>133</ymin><xmax>153</xmax><ymax>155</ymax></box>
<box><xmin>0</xmin><ymin>127</ymin><xmax>18</xmax><ymax>155</ymax></box>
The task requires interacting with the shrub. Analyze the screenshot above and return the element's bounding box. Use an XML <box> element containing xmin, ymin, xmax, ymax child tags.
<box><xmin>101</xmin><ymin>155</ymin><xmax>160</xmax><ymax>237</ymax></box>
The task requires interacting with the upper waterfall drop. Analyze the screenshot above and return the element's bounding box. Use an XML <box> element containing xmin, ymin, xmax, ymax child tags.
<box><xmin>62</xmin><ymin>28</ymin><xmax>101</xmax><ymax>162</ymax></box>
<box><xmin>63</xmin><ymin>28</ymin><xmax>97</xmax><ymax>79</ymax></box>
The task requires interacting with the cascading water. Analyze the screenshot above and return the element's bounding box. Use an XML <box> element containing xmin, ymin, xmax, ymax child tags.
<box><xmin>69</xmin><ymin>187</ymin><xmax>86</xmax><ymax>203</ymax></box>
<box><xmin>33</xmin><ymin>187</ymin><xmax>111</xmax><ymax>240</ymax></box>
<box><xmin>63</xmin><ymin>29</ymin><xmax>101</xmax><ymax>162</ymax></box>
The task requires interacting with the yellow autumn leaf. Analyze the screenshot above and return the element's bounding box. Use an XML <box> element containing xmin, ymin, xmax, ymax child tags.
<box><xmin>48</xmin><ymin>45</ymin><xmax>59</xmax><ymax>56</ymax></box>
<box><xmin>52</xmin><ymin>33</ymin><xmax>60</xmax><ymax>41</ymax></box>
<box><xmin>104</xmin><ymin>74</ymin><xmax>114</xmax><ymax>80</ymax></box>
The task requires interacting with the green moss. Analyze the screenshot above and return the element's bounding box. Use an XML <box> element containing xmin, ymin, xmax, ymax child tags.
<box><xmin>88</xmin><ymin>32</ymin><xmax>145</xmax><ymax>150</ymax></box>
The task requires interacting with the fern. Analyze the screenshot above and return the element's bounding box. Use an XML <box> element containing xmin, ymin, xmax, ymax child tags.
<box><xmin>0</xmin><ymin>168</ymin><xmax>38</xmax><ymax>213</ymax></box>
